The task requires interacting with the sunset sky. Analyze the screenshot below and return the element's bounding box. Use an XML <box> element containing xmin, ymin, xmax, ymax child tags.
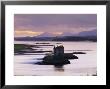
<box><xmin>14</xmin><ymin>14</ymin><xmax>97</xmax><ymax>37</ymax></box>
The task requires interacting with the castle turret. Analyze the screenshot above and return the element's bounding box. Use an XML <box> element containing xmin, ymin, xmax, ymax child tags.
<box><xmin>53</xmin><ymin>45</ymin><xmax>64</xmax><ymax>56</ymax></box>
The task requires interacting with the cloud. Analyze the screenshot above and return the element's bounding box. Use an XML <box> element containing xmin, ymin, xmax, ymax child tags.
<box><xmin>52</xmin><ymin>32</ymin><xmax>63</xmax><ymax>35</ymax></box>
<box><xmin>15</xmin><ymin>24</ymin><xmax>96</xmax><ymax>33</ymax></box>
<box><xmin>15</xmin><ymin>30</ymin><xmax>43</xmax><ymax>37</ymax></box>
<box><xmin>14</xmin><ymin>14</ymin><xmax>97</xmax><ymax>37</ymax></box>
<box><xmin>15</xmin><ymin>14</ymin><xmax>97</xmax><ymax>28</ymax></box>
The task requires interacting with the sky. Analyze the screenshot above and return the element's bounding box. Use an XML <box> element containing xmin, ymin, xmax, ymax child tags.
<box><xmin>14</xmin><ymin>14</ymin><xmax>97</xmax><ymax>37</ymax></box>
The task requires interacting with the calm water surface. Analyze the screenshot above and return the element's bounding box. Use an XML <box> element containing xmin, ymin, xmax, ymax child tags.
<box><xmin>14</xmin><ymin>41</ymin><xmax>97</xmax><ymax>76</ymax></box>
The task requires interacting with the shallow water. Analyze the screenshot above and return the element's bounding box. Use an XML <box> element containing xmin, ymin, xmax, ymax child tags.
<box><xmin>14</xmin><ymin>41</ymin><xmax>97</xmax><ymax>76</ymax></box>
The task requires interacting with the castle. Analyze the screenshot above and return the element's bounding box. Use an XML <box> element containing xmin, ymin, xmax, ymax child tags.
<box><xmin>37</xmin><ymin>45</ymin><xmax>78</xmax><ymax>65</ymax></box>
<box><xmin>53</xmin><ymin>45</ymin><xmax>64</xmax><ymax>56</ymax></box>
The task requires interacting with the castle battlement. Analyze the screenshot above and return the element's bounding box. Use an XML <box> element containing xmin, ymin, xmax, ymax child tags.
<box><xmin>53</xmin><ymin>45</ymin><xmax>64</xmax><ymax>56</ymax></box>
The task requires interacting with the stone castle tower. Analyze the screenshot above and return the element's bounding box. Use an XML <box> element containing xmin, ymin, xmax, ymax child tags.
<box><xmin>53</xmin><ymin>45</ymin><xmax>64</xmax><ymax>56</ymax></box>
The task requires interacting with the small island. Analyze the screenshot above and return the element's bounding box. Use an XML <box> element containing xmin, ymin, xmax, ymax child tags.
<box><xmin>36</xmin><ymin>45</ymin><xmax>78</xmax><ymax>65</ymax></box>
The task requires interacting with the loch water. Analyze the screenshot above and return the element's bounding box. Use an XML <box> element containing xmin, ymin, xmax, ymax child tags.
<box><xmin>14</xmin><ymin>41</ymin><xmax>97</xmax><ymax>76</ymax></box>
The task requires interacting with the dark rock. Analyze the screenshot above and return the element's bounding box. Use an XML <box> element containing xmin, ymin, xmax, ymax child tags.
<box><xmin>73</xmin><ymin>52</ymin><xmax>86</xmax><ymax>54</ymax></box>
<box><xmin>34</xmin><ymin>45</ymin><xmax>78</xmax><ymax>65</ymax></box>
<box><xmin>64</xmin><ymin>53</ymin><xmax>78</xmax><ymax>59</ymax></box>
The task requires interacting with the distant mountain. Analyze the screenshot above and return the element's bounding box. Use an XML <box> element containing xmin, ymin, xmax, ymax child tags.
<box><xmin>52</xmin><ymin>36</ymin><xmax>97</xmax><ymax>42</ymax></box>
<box><xmin>14</xmin><ymin>29</ymin><xmax>97</xmax><ymax>42</ymax></box>
<box><xmin>36</xmin><ymin>32</ymin><xmax>55</xmax><ymax>37</ymax></box>
<box><xmin>61</xmin><ymin>32</ymin><xmax>75</xmax><ymax>36</ymax></box>
<box><xmin>14</xmin><ymin>36</ymin><xmax>54</xmax><ymax>41</ymax></box>
<box><xmin>15</xmin><ymin>36</ymin><xmax>97</xmax><ymax>42</ymax></box>
<box><xmin>35</xmin><ymin>29</ymin><xmax>97</xmax><ymax>37</ymax></box>
<box><xmin>76</xmin><ymin>29</ymin><xmax>97</xmax><ymax>36</ymax></box>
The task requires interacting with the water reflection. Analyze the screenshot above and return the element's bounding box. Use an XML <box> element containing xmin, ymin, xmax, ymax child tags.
<box><xmin>14</xmin><ymin>41</ymin><xmax>97</xmax><ymax>76</ymax></box>
<box><xmin>54</xmin><ymin>65</ymin><xmax>64</xmax><ymax>72</ymax></box>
